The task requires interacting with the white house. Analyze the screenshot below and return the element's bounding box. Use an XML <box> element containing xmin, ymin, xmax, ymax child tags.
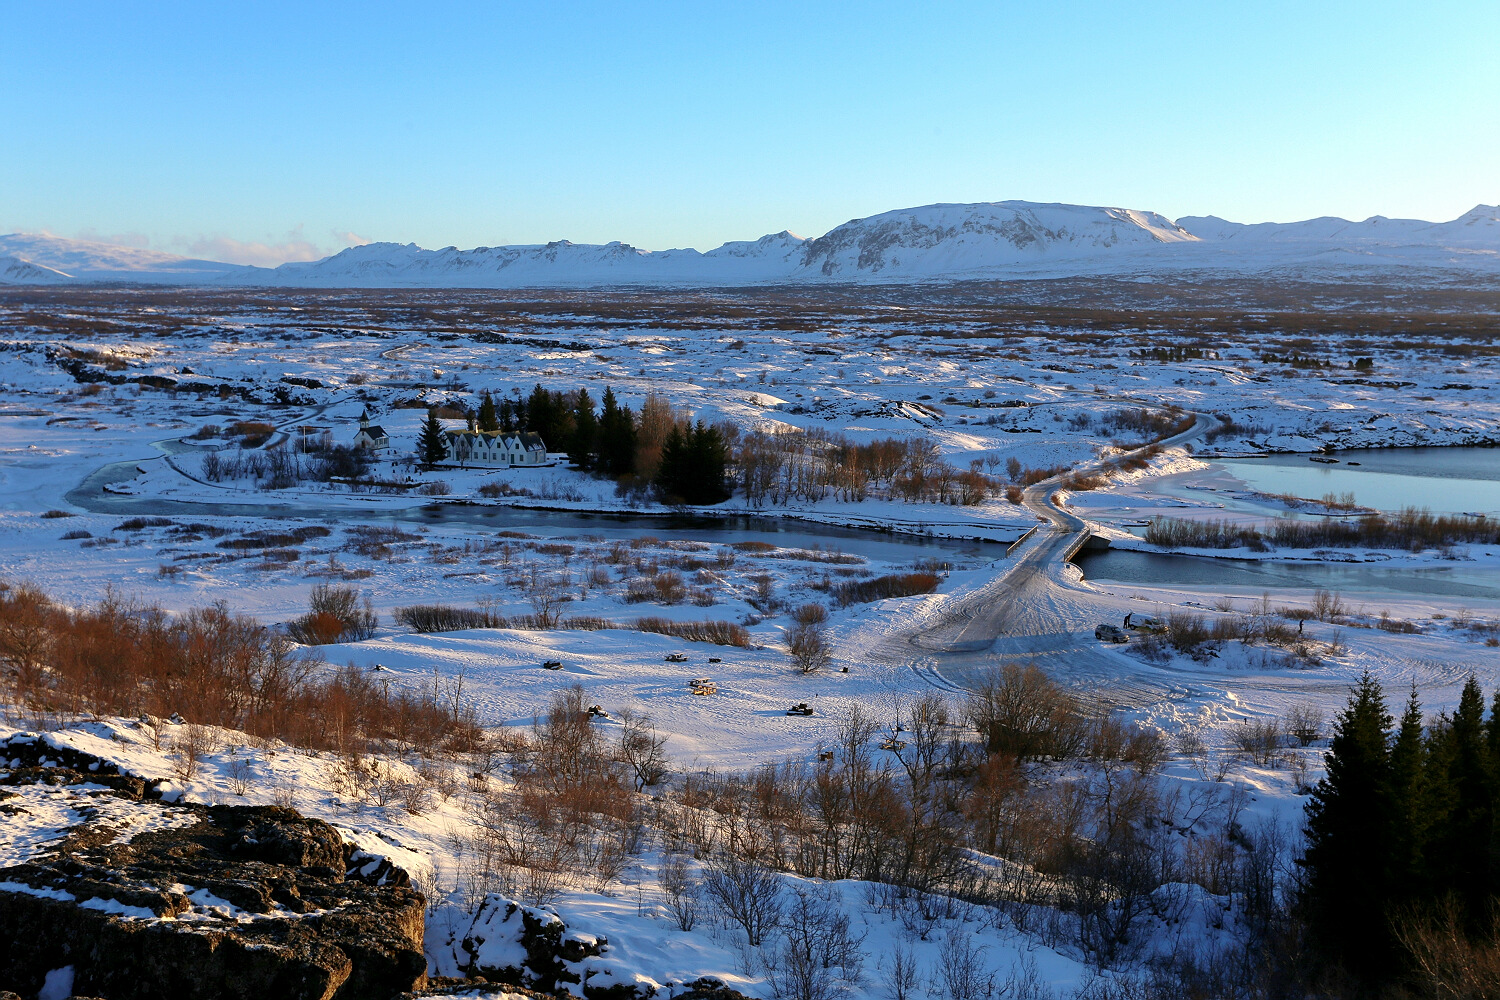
<box><xmin>443</xmin><ymin>429</ymin><xmax>548</xmax><ymax>468</ymax></box>
<box><xmin>352</xmin><ymin>407</ymin><xmax>389</xmax><ymax>450</ymax></box>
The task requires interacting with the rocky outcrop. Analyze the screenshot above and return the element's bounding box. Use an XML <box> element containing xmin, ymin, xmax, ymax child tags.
<box><xmin>458</xmin><ymin>895</ymin><xmax>657</xmax><ymax>1000</ymax></box>
<box><xmin>0</xmin><ymin>736</ymin><xmax>426</xmax><ymax>1000</ymax></box>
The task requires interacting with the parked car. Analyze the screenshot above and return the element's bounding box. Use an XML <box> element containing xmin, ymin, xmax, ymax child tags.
<box><xmin>1095</xmin><ymin>624</ymin><xmax>1129</xmax><ymax>643</ymax></box>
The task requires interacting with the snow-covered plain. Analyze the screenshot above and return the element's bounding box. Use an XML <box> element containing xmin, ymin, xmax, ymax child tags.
<box><xmin>1</xmin><ymin>281</ymin><xmax>1499</xmax><ymax>993</ymax></box>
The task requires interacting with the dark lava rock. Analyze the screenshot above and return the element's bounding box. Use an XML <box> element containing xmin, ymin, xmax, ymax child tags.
<box><xmin>0</xmin><ymin>739</ymin><xmax>426</xmax><ymax>1000</ymax></box>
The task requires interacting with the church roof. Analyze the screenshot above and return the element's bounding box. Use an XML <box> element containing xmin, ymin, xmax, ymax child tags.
<box><xmin>356</xmin><ymin>425</ymin><xmax>387</xmax><ymax>439</ymax></box>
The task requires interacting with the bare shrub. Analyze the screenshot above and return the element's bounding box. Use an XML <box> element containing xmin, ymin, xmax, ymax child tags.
<box><xmin>966</xmin><ymin>663</ymin><xmax>1087</xmax><ymax>760</ymax></box>
<box><xmin>882</xmin><ymin>939</ymin><xmax>922</xmax><ymax>1000</ymax></box>
<box><xmin>172</xmin><ymin>723</ymin><xmax>216</xmax><ymax>780</ymax></box>
<box><xmin>657</xmin><ymin>852</ymin><xmax>700</xmax><ymax>931</ymax></box>
<box><xmin>833</xmin><ymin>572</ymin><xmax>940</xmax><ymax>607</ymax></box>
<box><xmin>932</xmin><ymin>928</ymin><xmax>994</xmax><ymax>1000</ymax></box>
<box><xmin>1284</xmin><ymin>703</ymin><xmax>1325</xmax><ymax>746</ymax></box>
<box><xmin>394</xmin><ymin>604</ymin><xmax>506</xmax><ymax>633</ymax></box>
<box><xmin>1232</xmin><ymin>717</ymin><xmax>1284</xmax><ymax>766</ymax></box>
<box><xmin>226</xmin><ymin>756</ymin><xmax>252</xmax><ymax>796</ymax></box>
<box><xmin>788</xmin><ymin>621</ymin><xmax>833</xmax><ymax>674</ymax></box>
<box><xmin>286</xmin><ymin>584</ymin><xmax>378</xmax><ymax>644</ymax></box>
<box><xmin>634</xmin><ymin>617</ymin><xmax>751</xmax><ymax>647</ymax></box>
<box><xmin>702</xmin><ymin>850</ymin><xmax>783</xmax><ymax>946</ymax></box>
<box><xmin>792</xmin><ymin>602</ymin><xmax>829</xmax><ymax>625</ymax></box>
<box><xmin>769</xmin><ymin>887</ymin><xmax>867</xmax><ymax>1000</ymax></box>
<box><xmin>617</xmin><ymin>709</ymin><xmax>669</xmax><ymax>790</ymax></box>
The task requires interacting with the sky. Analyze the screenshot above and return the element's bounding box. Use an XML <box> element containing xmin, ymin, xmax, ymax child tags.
<box><xmin>2</xmin><ymin>1</ymin><xmax>1497</xmax><ymax>265</ymax></box>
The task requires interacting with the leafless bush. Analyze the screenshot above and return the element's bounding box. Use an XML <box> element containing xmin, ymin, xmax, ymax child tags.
<box><xmin>172</xmin><ymin>722</ymin><xmax>216</xmax><ymax>780</ymax></box>
<box><xmin>394</xmin><ymin>604</ymin><xmax>506</xmax><ymax>632</ymax></box>
<box><xmin>792</xmin><ymin>602</ymin><xmax>829</xmax><ymax>625</ymax></box>
<box><xmin>1310</xmin><ymin>588</ymin><xmax>1348</xmax><ymax>622</ymax></box>
<box><xmin>769</xmin><ymin>887</ymin><xmax>867</xmax><ymax>1000</ymax></box>
<box><xmin>833</xmin><ymin>572</ymin><xmax>941</xmax><ymax>607</ymax></box>
<box><xmin>702</xmin><ymin>850</ymin><xmax>783</xmax><ymax>946</ymax></box>
<box><xmin>657</xmin><ymin>852</ymin><xmax>700</xmax><ymax>931</ymax></box>
<box><xmin>226</xmin><ymin>756</ymin><xmax>253</xmax><ymax>796</ymax></box>
<box><xmin>1232</xmin><ymin>717</ymin><xmax>1284</xmax><ymax>766</ymax></box>
<box><xmin>932</xmin><ymin>928</ymin><xmax>994</xmax><ymax>1000</ymax></box>
<box><xmin>882</xmin><ymin>939</ymin><xmax>922</xmax><ymax>1000</ymax></box>
<box><xmin>634</xmin><ymin>617</ymin><xmax>751</xmax><ymax>647</ymax></box>
<box><xmin>617</xmin><ymin>709</ymin><xmax>669</xmax><ymax>790</ymax></box>
<box><xmin>966</xmin><ymin>663</ymin><xmax>1087</xmax><ymax>760</ymax></box>
<box><xmin>286</xmin><ymin>583</ymin><xmax>378</xmax><ymax>644</ymax></box>
<box><xmin>788</xmin><ymin>621</ymin><xmax>833</xmax><ymax>674</ymax></box>
<box><xmin>1284</xmin><ymin>704</ymin><xmax>1325</xmax><ymax>746</ymax></box>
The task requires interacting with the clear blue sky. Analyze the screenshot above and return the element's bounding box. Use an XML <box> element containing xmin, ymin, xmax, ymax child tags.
<box><xmin>3</xmin><ymin>1</ymin><xmax>1496</xmax><ymax>264</ymax></box>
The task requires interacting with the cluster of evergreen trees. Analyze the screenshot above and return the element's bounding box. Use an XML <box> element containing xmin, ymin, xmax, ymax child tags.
<box><xmin>1302</xmin><ymin>672</ymin><xmax>1500</xmax><ymax>985</ymax></box>
<box><xmin>468</xmin><ymin>385</ymin><xmax>728</xmax><ymax>505</ymax></box>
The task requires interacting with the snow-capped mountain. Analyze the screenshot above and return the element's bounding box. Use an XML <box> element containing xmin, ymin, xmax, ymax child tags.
<box><xmin>3</xmin><ymin>200</ymin><xmax>1497</xmax><ymax>288</ymax></box>
<box><xmin>794</xmin><ymin>202</ymin><xmax>1197</xmax><ymax>279</ymax></box>
<box><xmin>0</xmin><ymin>255</ymin><xmax>72</xmax><ymax>285</ymax></box>
<box><xmin>0</xmin><ymin>233</ymin><xmax>244</xmax><ymax>283</ymax></box>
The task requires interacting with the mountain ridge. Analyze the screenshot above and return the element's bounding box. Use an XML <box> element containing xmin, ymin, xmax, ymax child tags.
<box><xmin>4</xmin><ymin>200</ymin><xmax>1498</xmax><ymax>287</ymax></box>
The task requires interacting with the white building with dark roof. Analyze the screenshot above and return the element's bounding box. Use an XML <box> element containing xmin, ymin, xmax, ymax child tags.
<box><xmin>443</xmin><ymin>429</ymin><xmax>548</xmax><ymax>467</ymax></box>
<box><xmin>352</xmin><ymin>407</ymin><xmax>389</xmax><ymax>450</ymax></box>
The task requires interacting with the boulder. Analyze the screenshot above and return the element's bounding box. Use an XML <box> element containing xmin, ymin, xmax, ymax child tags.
<box><xmin>0</xmin><ymin>739</ymin><xmax>426</xmax><ymax>1000</ymax></box>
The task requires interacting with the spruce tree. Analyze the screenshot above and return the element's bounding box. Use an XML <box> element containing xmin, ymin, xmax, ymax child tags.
<box><xmin>656</xmin><ymin>424</ymin><xmax>687</xmax><ymax>503</ymax></box>
<box><xmin>1388</xmin><ymin>684</ymin><xmax>1428</xmax><ymax>900</ymax></box>
<box><xmin>1300</xmin><ymin>671</ymin><xmax>1394</xmax><ymax>975</ymax></box>
<box><xmin>478</xmin><ymin>391</ymin><xmax>500</xmax><ymax>433</ymax></box>
<box><xmin>568</xmin><ymin>388</ymin><xmax>598</xmax><ymax>470</ymax></box>
<box><xmin>418</xmin><ymin>409</ymin><xmax>448</xmax><ymax>468</ymax></box>
<box><xmin>1432</xmin><ymin>675</ymin><xmax>1494</xmax><ymax>911</ymax></box>
<box><xmin>598</xmin><ymin>387</ymin><xmax>637</xmax><ymax>477</ymax></box>
<box><xmin>526</xmin><ymin>384</ymin><xmax>553</xmax><ymax>440</ymax></box>
<box><xmin>686</xmin><ymin>420</ymin><xmax>730</xmax><ymax>504</ymax></box>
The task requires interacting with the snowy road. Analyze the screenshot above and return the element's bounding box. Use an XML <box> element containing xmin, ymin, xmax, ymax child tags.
<box><xmin>879</xmin><ymin>412</ymin><xmax>1219</xmax><ymax>705</ymax></box>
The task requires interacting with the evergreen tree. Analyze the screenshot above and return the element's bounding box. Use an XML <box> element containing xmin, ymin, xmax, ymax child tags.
<box><xmin>656</xmin><ymin>423</ymin><xmax>688</xmax><ymax>504</ymax></box>
<box><xmin>1432</xmin><ymin>675</ymin><xmax>1495</xmax><ymax>911</ymax></box>
<box><xmin>477</xmin><ymin>391</ymin><xmax>500</xmax><ymax>433</ymax></box>
<box><xmin>597</xmin><ymin>387</ymin><xmax>637</xmax><ymax>478</ymax></box>
<box><xmin>686</xmin><ymin>420</ymin><xmax>730</xmax><ymax>504</ymax></box>
<box><xmin>418</xmin><ymin>409</ymin><xmax>448</xmax><ymax>468</ymax></box>
<box><xmin>526</xmin><ymin>384</ymin><xmax>554</xmax><ymax>440</ymax></box>
<box><xmin>1300</xmin><ymin>671</ymin><xmax>1394</xmax><ymax>976</ymax></box>
<box><xmin>1388</xmin><ymin>684</ymin><xmax>1428</xmax><ymax>899</ymax></box>
<box><xmin>568</xmin><ymin>388</ymin><xmax>598</xmax><ymax>470</ymax></box>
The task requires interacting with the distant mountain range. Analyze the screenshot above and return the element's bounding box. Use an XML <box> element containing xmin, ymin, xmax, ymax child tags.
<box><xmin>4</xmin><ymin>200</ymin><xmax>1498</xmax><ymax>287</ymax></box>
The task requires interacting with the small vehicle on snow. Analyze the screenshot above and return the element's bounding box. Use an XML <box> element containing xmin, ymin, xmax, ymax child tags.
<box><xmin>1095</xmin><ymin>624</ymin><xmax>1129</xmax><ymax>643</ymax></box>
<box><xmin>1129</xmin><ymin>616</ymin><xmax>1166</xmax><ymax>634</ymax></box>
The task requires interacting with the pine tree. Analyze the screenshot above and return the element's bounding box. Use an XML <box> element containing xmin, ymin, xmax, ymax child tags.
<box><xmin>477</xmin><ymin>391</ymin><xmax>500</xmax><ymax>433</ymax></box>
<box><xmin>1431</xmin><ymin>675</ymin><xmax>1495</xmax><ymax>911</ymax></box>
<box><xmin>1300</xmin><ymin>671</ymin><xmax>1394</xmax><ymax>975</ymax></box>
<box><xmin>418</xmin><ymin>409</ymin><xmax>448</xmax><ymax>468</ymax></box>
<box><xmin>597</xmin><ymin>387</ymin><xmax>637</xmax><ymax>477</ymax></box>
<box><xmin>1388</xmin><ymin>684</ymin><xmax>1428</xmax><ymax>899</ymax></box>
<box><xmin>656</xmin><ymin>424</ymin><xmax>688</xmax><ymax>504</ymax></box>
<box><xmin>686</xmin><ymin>420</ymin><xmax>730</xmax><ymax>504</ymax></box>
<box><xmin>568</xmin><ymin>388</ymin><xmax>598</xmax><ymax>470</ymax></box>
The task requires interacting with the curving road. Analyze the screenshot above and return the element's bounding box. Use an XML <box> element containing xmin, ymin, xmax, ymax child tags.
<box><xmin>874</xmin><ymin>412</ymin><xmax>1220</xmax><ymax>704</ymax></box>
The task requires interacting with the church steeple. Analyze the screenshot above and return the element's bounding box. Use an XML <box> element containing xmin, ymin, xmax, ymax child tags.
<box><xmin>359</xmin><ymin>407</ymin><xmax>372</xmax><ymax>429</ymax></box>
